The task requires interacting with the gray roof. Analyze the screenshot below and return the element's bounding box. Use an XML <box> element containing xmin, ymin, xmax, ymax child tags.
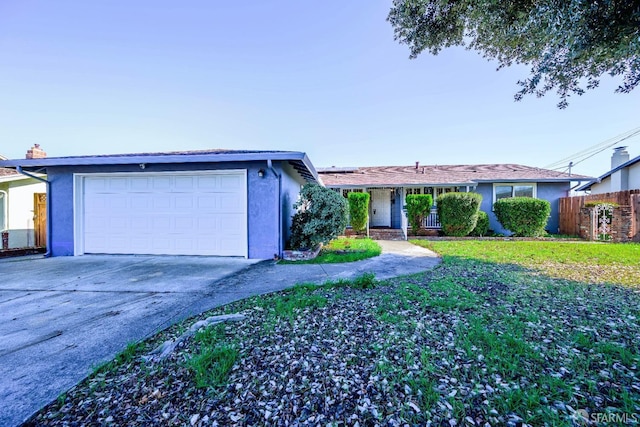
<box><xmin>576</xmin><ymin>154</ymin><xmax>640</xmax><ymax>191</ymax></box>
<box><xmin>319</xmin><ymin>163</ymin><xmax>591</xmax><ymax>187</ymax></box>
<box><xmin>0</xmin><ymin>149</ymin><xmax>319</xmax><ymax>183</ymax></box>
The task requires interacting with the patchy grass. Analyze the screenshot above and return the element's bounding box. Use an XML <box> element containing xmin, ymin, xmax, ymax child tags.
<box><xmin>282</xmin><ymin>237</ymin><xmax>382</xmax><ymax>264</ymax></box>
<box><xmin>412</xmin><ymin>240</ymin><xmax>640</xmax><ymax>287</ymax></box>
<box><xmin>28</xmin><ymin>244</ymin><xmax>640</xmax><ymax>426</ymax></box>
<box><xmin>186</xmin><ymin>323</ymin><xmax>238</xmax><ymax>389</ymax></box>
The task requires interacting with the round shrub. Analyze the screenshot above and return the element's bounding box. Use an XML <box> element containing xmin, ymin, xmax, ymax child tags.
<box><xmin>289</xmin><ymin>184</ymin><xmax>348</xmax><ymax>250</ymax></box>
<box><xmin>493</xmin><ymin>197</ymin><xmax>551</xmax><ymax>237</ymax></box>
<box><xmin>405</xmin><ymin>194</ymin><xmax>433</xmax><ymax>234</ymax></box>
<box><xmin>469</xmin><ymin>211</ymin><xmax>490</xmax><ymax>237</ymax></box>
<box><xmin>436</xmin><ymin>192</ymin><xmax>482</xmax><ymax>236</ymax></box>
<box><xmin>347</xmin><ymin>192</ymin><xmax>370</xmax><ymax>233</ymax></box>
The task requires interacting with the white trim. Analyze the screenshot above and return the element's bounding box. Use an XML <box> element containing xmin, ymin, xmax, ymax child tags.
<box><xmin>73</xmin><ymin>170</ymin><xmax>248</xmax><ymax>257</ymax></box>
<box><xmin>0</xmin><ymin>190</ymin><xmax>7</xmax><ymax>231</ymax></box>
<box><xmin>492</xmin><ymin>182</ymin><xmax>537</xmax><ymax>203</ymax></box>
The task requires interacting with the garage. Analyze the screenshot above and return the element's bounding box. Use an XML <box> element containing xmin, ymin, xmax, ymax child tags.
<box><xmin>75</xmin><ymin>171</ymin><xmax>247</xmax><ymax>257</ymax></box>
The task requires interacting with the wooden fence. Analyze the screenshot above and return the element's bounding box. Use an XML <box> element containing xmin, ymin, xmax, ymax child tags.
<box><xmin>559</xmin><ymin>189</ymin><xmax>640</xmax><ymax>238</ymax></box>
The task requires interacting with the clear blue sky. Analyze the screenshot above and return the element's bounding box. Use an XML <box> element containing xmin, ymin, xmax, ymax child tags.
<box><xmin>1</xmin><ymin>0</ymin><xmax>638</xmax><ymax>178</ymax></box>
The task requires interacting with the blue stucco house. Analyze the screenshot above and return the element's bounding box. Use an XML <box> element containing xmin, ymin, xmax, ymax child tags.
<box><xmin>0</xmin><ymin>150</ymin><xmax>318</xmax><ymax>259</ymax></box>
<box><xmin>318</xmin><ymin>163</ymin><xmax>590</xmax><ymax>236</ymax></box>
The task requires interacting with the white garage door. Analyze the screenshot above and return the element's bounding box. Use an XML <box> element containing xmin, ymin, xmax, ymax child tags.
<box><xmin>79</xmin><ymin>171</ymin><xmax>247</xmax><ymax>256</ymax></box>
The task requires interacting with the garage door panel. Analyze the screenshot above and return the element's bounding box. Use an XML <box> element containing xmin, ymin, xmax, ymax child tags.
<box><xmin>131</xmin><ymin>195</ymin><xmax>151</xmax><ymax>210</ymax></box>
<box><xmin>108</xmin><ymin>178</ymin><xmax>128</xmax><ymax>192</ymax></box>
<box><xmin>81</xmin><ymin>172</ymin><xmax>247</xmax><ymax>256</ymax></box>
<box><xmin>153</xmin><ymin>177</ymin><xmax>171</xmax><ymax>190</ymax></box>
<box><xmin>220</xmin><ymin>174</ymin><xmax>243</xmax><ymax>189</ymax></box>
<box><xmin>130</xmin><ymin>177</ymin><xmax>151</xmax><ymax>191</ymax></box>
<box><xmin>175</xmin><ymin>196</ymin><xmax>194</xmax><ymax>209</ymax></box>
<box><xmin>174</xmin><ymin>176</ymin><xmax>195</xmax><ymax>191</ymax></box>
<box><xmin>198</xmin><ymin>175</ymin><xmax>217</xmax><ymax>188</ymax></box>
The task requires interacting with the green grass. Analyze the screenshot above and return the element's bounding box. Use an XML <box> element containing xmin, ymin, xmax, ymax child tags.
<box><xmin>186</xmin><ymin>323</ymin><xmax>238</xmax><ymax>389</ymax></box>
<box><xmin>412</xmin><ymin>240</ymin><xmax>640</xmax><ymax>286</ymax></box>
<box><xmin>281</xmin><ymin>237</ymin><xmax>382</xmax><ymax>264</ymax></box>
<box><xmin>92</xmin><ymin>341</ymin><xmax>145</xmax><ymax>375</ymax></box>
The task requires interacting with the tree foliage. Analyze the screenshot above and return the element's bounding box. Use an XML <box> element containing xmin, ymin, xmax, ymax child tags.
<box><xmin>388</xmin><ymin>0</ymin><xmax>640</xmax><ymax>107</ymax></box>
<box><xmin>289</xmin><ymin>184</ymin><xmax>348</xmax><ymax>250</ymax></box>
<box><xmin>347</xmin><ymin>192</ymin><xmax>370</xmax><ymax>233</ymax></box>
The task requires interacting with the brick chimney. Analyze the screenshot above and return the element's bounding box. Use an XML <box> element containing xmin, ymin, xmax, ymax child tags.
<box><xmin>26</xmin><ymin>144</ymin><xmax>47</xmax><ymax>159</ymax></box>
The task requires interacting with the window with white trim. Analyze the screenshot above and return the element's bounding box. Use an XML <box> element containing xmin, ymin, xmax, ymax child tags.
<box><xmin>0</xmin><ymin>191</ymin><xmax>6</xmax><ymax>231</ymax></box>
<box><xmin>493</xmin><ymin>183</ymin><xmax>536</xmax><ymax>202</ymax></box>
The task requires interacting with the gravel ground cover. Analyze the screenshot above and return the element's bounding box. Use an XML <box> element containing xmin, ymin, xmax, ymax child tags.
<box><xmin>27</xmin><ymin>242</ymin><xmax>640</xmax><ymax>426</ymax></box>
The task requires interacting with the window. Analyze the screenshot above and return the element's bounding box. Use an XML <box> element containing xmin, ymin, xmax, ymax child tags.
<box><xmin>0</xmin><ymin>191</ymin><xmax>6</xmax><ymax>231</ymax></box>
<box><xmin>405</xmin><ymin>187</ymin><xmax>422</xmax><ymax>195</ymax></box>
<box><xmin>493</xmin><ymin>183</ymin><xmax>536</xmax><ymax>202</ymax></box>
<box><xmin>342</xmin><ymin>188</ymin><xmax>363</xmax><ymax>198</ymax></box>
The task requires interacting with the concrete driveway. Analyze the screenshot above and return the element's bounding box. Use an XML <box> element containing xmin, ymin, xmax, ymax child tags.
<box><xmin>0</xmin><ymin>255</ymin><xmax>259</xmax><ymax>427</ymax></box>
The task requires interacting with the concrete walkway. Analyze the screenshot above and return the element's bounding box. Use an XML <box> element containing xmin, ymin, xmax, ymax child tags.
<box><xmin>1</xmin><ymin>241</ymin><xmax>439</xmax><ymax>426</ymax></box>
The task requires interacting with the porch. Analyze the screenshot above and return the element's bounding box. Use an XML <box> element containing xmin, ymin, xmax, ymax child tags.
<box><xmin>338</xmin><ymin>186</ymin><xmax>450</xmax><ymax>240</ymax></box>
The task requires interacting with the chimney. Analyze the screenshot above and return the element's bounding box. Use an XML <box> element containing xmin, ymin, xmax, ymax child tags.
<box><xmin>415</xmin><ymin>161</ymin><xmax>419</xmax><ymax>170</ymax></box>
<box><xmin>611</xmin><ymin>146</ymin><xmax>629</xmax><ymax>169</ymax></box>
<box><xmin>26</xmin><ymin>144</ymin><xmax>47</xmax><ymax>159</ymax></box>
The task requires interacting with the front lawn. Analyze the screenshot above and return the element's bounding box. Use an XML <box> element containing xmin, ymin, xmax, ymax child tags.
<box><xmin>30</xmin><ymin>241</ymin><xmax>640</xmax><ymax>426</ymax></box>
<box><xmin>412</xmin><ymin>240</ymin><xmax>640</xmax><ymax>287</ymax></box>
<box><xmin>282</xmin><ymin>237</ymin><xmax>382</xmax><ymax>264</ymax></box>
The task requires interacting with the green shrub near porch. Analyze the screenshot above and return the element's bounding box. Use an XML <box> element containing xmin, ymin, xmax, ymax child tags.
<box><xmin>437</xmin><ymin>192</ymin><xmax>482</xmax><ymax>236</ymax></box>
<box><xmin>469</xmin><ymin>211</ymin><xmax>490</xmax><ymax>236</ymax></box>
<box><xmin>493</xmin><ymin>197</ymin><xmax>551</xmax><ymax>237</ymax></box>
<box><xmin>405</xmin><ymin>194</ymin><xmax>433</xmax><ymax>234</ymax></box>
<box><xmin>347</xmin><ymin>192</ymin><xmax>370</xmax><ymax>233</ymax></box>
<box><xmin>289</xmin><ymin>184</ymin><xmax>348</xmax><ymax>250</ymax></box>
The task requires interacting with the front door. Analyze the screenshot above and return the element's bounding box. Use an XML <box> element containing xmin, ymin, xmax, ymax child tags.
<box><xmin>34</xmin><ymin>193</ymin><xmax>47</xmax><ymax>247</ymax></box>
<box><xmin>370</xmin><ymin>189</ymin><xmax>391</xmax><ymax>227</ymax></box>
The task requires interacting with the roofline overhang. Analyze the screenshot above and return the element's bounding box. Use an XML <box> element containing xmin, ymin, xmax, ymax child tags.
<box><xmin>473</xmin><ymin>178</ymin><xmax>592</xmax><ymax>183</ymax></box>
<box><xmin>0</xmin><ymin>151</ymin><xmax>319</xmax><ymax>182</ymax></box>
<box><xmin>323</xmin><ymin>177</ymin><xmax>591</xmax><ymax>188</ymax></box>
<box><xmin>575</xmin><ymin>154</ymin><xmax>639</xmax><ymax>192</ymax></box>
<box><xmin>323</xmin><ymin>182</ymin><xmax>476</xmax><ymax>188</ymax></box>
<box><xmin>0</xmin><ymin>172</ymin><xmax>46</xmax><ymax>183</ymax></box>
<box><xmin>576</xmin><ymin>179</ymin><xmax>600</xmax><ymax>192</ymax></box>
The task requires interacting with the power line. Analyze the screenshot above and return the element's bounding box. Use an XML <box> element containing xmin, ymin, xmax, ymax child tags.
<box><xmin>543</xmin><ymin>127</ymin><xmax>640</xmax><ymax>170</ymax></box>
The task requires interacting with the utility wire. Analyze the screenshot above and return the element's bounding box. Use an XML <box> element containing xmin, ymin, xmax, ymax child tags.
<box><xmin>544</xmin><ymin>127</ymin><xmax>640</xmax><ymax>170</ymax></box>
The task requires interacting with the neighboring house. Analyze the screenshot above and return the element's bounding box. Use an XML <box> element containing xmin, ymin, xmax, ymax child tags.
<box><xmin>0</xmin><ymin>150</ymin><xmax>318</xmax><ymax>259</ymax></box>
<box><xmin>577</xmin><ymin>147</ymin><xmax>640</xmax><ymax>194</ymax></box>
<box><xmin>0</xmin><ymin>146</ymin><xmax>48</xmax><ymax>249</ymax></box>
<box><xmin>318</xmin><ymin>163</ymin><xmax>590</xmax><ymax>236</ymax></box>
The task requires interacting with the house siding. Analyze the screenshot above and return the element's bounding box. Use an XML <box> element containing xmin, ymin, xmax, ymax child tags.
<box><xmin>474</xmin><ymin>182</ymin><xmax>569</xmax><ymax>235</ymax></box>
<box><xmin>589</xmin><ymin>162</ymin><xmax>640</xmax><ymax>195</ymax></box>
<box><xmin>280</xmin><ymin>161</ymin><xmax>306</xmax><ymax>251</ymax></box>
<box><xmin>45</xmin><ymin>161</ymin><xmax>302</xmax><ymax>259</ymax></box>
<box><xmin>0</xmin><ymin>178</ymin><xmax>46</xmax><ymax>248</ymax></box>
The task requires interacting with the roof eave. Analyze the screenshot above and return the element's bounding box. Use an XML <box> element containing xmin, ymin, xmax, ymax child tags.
<box><xmin>0</xmin><ymin>151</ymin><xmax>310</xmax><ymax>168</ymax></box>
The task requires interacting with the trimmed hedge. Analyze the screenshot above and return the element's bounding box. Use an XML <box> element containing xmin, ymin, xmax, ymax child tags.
<box><xmin>348</xmin><ymin>192</ymin><xmax>370</xmax><ymax>233</ymax></box>
<box><xmin>405</xmin><ymin>194</ymin><xmax>433</xmax><ymax>234</ymax></box>
<box><xmin>289</xmin><ymin>184</ymin><xmax>348</xmax><ymax>250</ymax></box>
<box><xmin>469</xmin><ymin>211</ymin><xmax>490</xmax><ymax>237</ymax></box>
<box><xmin>493</xmin><ymin>197</ymin><xmax>551</xmax><ymax>237</ymax></box>
<box><xmin>437</xmin><ymin>192</ymin><xmax>482</xmax><ymax>237</ymax></box>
